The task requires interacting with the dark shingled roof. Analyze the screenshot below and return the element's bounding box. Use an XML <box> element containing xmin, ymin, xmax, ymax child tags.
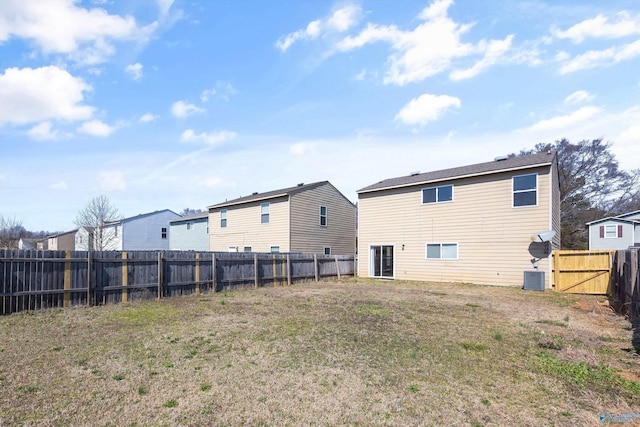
<box><xmin>358</xmin><ymin>151</ymin><xmax>557</xmax><ymax>194</ymax></box>
<box><xmin>170</xmin><ymin>211</ymin><xmax>209</xmax><ymax>223</ymax></box>
<box><xmin>208</xmin><ymin>181</ymin><xmax>329</xmax><ymax>209</ymax></box>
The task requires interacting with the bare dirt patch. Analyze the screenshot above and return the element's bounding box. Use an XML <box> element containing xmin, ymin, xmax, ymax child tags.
<box><xmin>0</xmin><ymin>278</ymin><xmax>638</xmax><ymax>426</ymax></box>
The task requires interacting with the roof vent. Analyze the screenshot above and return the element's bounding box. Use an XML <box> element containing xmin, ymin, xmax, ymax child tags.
<box><xmin>494</xmin><ymin>155</ymin><xmax>508</xmax><ymax>162</ymax></box>
<box><xmin>409</xmin><ymin>171</ymin><xmax>420</xmax><ymax>176</ymax></box>
<box><xmin>297</xmin><ymin>183</ymin><xmax>304</xmax><ymax>187</ymax></box>
<box><xmin>252</xmin><ymin>192</ymin><xmax>258</xmax><ymax>195</ymax></box>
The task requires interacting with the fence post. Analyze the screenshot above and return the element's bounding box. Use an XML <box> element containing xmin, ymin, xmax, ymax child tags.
<box><xmin>272</xmin><ymin>254</ymin><xmax>277</xmax><ymax>287</ymax></box>
<box><xmin>157</xmin><ymin>252</ymin><xmax>163</xmax><ymax>299</ymax></box>
<box><xmin>195</xmin><ymin>253</ymin><xmax>200</xmax><ymax>295</ymax></box>
<box><xmin>286</xmin><ymin>253</ymin><xmax>291</xmax><ymax>286</ymax></box>
<box><xmin>314</xmin><ymin>254</ymin><xmax>319</xmax><ymax>282</ymax></box>
<box><xmin>212</xmin><ymin>253</ymin><xmax>217</xmax><ymax>291</ymax></box>
<box><xmin>64</xmin><ymin>251</ymin><xmax>71</xmax><ymax>308</ymax></box>
<box><xmin>254</xmin><ymin>253</ymin><xmax>259</xmax><ymax>288</ymax></box>
<box><xmin>121</xmin><ymin>252</ymin><xmax>128</xmax><ymax>303</ymax></box>
<box><xmin>334</xmin><ymin>255</ymin><xmax>341</xmax><ymax>280</ymax></box>
<box><xmin>87</xmin><ymin>251</ymin><xmax>92</xmax><ymax>306</ymax></box>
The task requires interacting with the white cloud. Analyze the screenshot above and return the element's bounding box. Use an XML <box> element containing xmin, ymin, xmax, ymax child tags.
<box><xmin>559</xmin><ymin>39</ymin><xmax>640</xmax><ymax>74</ymax></box>
<box><xmin>522</xmin><ymin>106</ymin><xmax>601</xmax><ymax>132</ymax></box>
<box><xmin>0</xmin><ymin>0</ymin><xmax>157</xmax><ymax>65</ymax></box>
<box><xmin>139</xmin><ymin>113</ymin><xmax>158</xmax><ymax>123</ymax></box>
<box><xmin>125</xmin><ymin>63</ymin><xmax>143</xmax><ymax>80</ymax></box>
<box><xmin>395</xmin><ymin>93</ymin><xmax>461</xmax><ymax>127</ymax></box>
<box><xmin>290</xmin><ymin>142</ymin><xmax>316</xmax><ymax>155</ymax></box>
<box><xmin>180</xmin><ymin>129</ymin><xmax>237</xmax><ymax>145</ymax></box>
<box><xmin>0</xmin><ymin>66</ymin><xmax>94</xmax><ymax>125</ymax></box>
<box><xmin>156</xmin><ymin>0</ymin><xmax>174</xmax><ymax>17</ymax></box>
<box><xmin>450</xmin><ymin>35</ymin><xmax>513</xmax><ymax>81</ymax></box>
<box><xmin>620</xmin><ymin>123</ymin><xmax>640</xmax><ymax>140</ymax></box>
<box><xmin>551</xmin><ymin>11</ymin><xmax>640</xmax><ymax>43</ymax></box>
<box><xmin>276</xmin><ymin>4</ymin><xmax>362</xmax><ymax>52</ymax></box>
<box><xmin>98</xmin><ymin>170</ymin><xmax>126</xmax><ymax>191</ymax></box>
<box><xmin>27</xmin><ymin>121</ymin><xmax>60</xmax><ymax>141</ymax></box>
<box><xmin>77</xmin><ymin>119</ymin><xmax>116</xmax><ymax>137</ymax></box>
<box><xmin>204</xmin><ymin>176</ymin><xmax>235</xmax><ymax>189</ymax></box>
<box><xmin>171</xmin><ymin>100</ymin><xmax>205</xmax><ymax>118</ymax></box>
<box><xmin>337</xmin><ymin>0</ymin><xmax>512</xmax><ymax>85</ymax></box>
<box><xmin>200</xmin><ymin>88</ymin><xmax>216</xmax><ymax>102</ymax></box>
<box><xmin>564</xmin><ymin>90</ymin><xmax>593</xmax><ymax>105</ymax></box>
<box><xmin>50</xmin><ymin>181</ymin><xmax>68</xmax><ymax>190</ymax></box>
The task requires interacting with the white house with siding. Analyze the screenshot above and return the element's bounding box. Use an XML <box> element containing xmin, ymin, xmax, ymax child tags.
<box><xmin>100</xmin><ymin>209</ymin><xmax>180</xmax><ymax>251</ymax></box>
<box><xmin>74</xmin><ymin>226</ymin><xmax>94</xmax><ymax>251</ymax></box>
<box><xmin>208</xmin><ymin>181</ymin><xmax>356</xmax><ymax>255</ymax></box>
<box><xmin>587</xmin><ymin>210</ymin><xmax>640</xmax><ymax>250</ymax></box>
<box><xmin>169</xmin><ymin>211</ymin><xmax>209</xmax><ymax>251</ymax></box>
<box><xmin>357</xmin><ymin>151</ymin><xmax>561</xmax><ymax>288</ymax></box>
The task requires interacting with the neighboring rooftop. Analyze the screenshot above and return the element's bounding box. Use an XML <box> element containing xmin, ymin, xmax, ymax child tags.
<box><xmin>358</xmin><ymin>151</ymin><xmax>557</xmax><ymax>194</ymax></box>
<box><xmin>208</xmin><ymin>181</ymin><xmax>330</xmax><ymax>209</ymax></box>
<box><xmin>170</xmin><ymin>211</ymin><xmax>209</xmax><ymax>223</ymax></box>
<box><xmin>104</xmin><ymin>209</ymin><xmax>179</xmax><ymax>226</ymax></box>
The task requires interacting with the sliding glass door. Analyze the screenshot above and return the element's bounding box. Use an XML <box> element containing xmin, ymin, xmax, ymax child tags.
<box><xmin>370</xmin><ymin>245</ymin><xmax>394</xmax><ymax>278</ymax></box>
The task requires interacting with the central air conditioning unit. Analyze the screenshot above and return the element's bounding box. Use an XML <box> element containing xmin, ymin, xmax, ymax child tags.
<box><xmin>523</xmin><ymin>271</ymin><xmax>545</xmax><ymax>291</ymax></box>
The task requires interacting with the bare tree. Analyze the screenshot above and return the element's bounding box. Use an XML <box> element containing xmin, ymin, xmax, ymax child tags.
<box><xmin>74</xmin><ymin>196</ymin><xmax>121</xmax><ymax>250</ymax></box>
<box><xmin>0</xmin><ymin>215</ymin><xmax>25</xmax><ymax>249</ymax></box>
<box><xmin>180</xmin><ymin>208</ymin><xmax>202</xmax><ymax>216</ymax></box>
<box><xmin>517</xmin><ymin>139</ymin><xmax>640</xmax><ymax>249</ymax></box>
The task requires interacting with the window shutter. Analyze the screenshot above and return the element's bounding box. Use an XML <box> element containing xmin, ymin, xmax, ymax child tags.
<box><xmin>600</xmin><ymin>226</ymin><xmax>604</xmax><ymax>238</ymax></box>
<box><xmin>618</xmin><ymin>225</ymin><xmax>623</xmax><ymax>238</ymax></box>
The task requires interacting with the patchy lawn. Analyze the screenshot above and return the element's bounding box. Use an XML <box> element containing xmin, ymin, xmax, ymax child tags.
<box><xmin>0</xmin><ymin>278</ymin><xmax>638</xmax><ymax>426</ymax></box>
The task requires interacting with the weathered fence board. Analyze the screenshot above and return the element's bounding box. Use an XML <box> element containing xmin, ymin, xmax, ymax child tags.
<box><xmin>552</xmin><ymin>250</ymin><xmax>615</xmax><ymax>294</ymax></box>
<box><xmin>0</xmin><ymin>250</ymin><xmax>355</xmax><ymax>315</ymax></box>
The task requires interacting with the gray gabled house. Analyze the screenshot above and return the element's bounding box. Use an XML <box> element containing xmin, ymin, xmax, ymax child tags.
<box><xmin>169</xmin><ymin>211</ymin><xmax>209</xmax><ymax>251</ymax></box>
<box><xmin>587</xmin><ymin>210</ymin><xmax>640</xmax><ymax>250</ymax></box>
<box><xmin>100</xmin><ymin>209</ymin><xmax>181</xmax><ymax>251</ymax></box>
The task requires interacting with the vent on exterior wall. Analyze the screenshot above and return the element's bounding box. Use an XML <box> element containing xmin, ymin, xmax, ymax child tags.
<box><xmin>523</xmin><ymin>271</ymin><xmax>545</xmax><ymax>291</ymax></box>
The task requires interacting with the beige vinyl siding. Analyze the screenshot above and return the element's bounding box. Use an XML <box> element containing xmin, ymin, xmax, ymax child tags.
<box><xmin>358</xmin><ymin>166</ymin><xmax>553</xmax><ymax>287</ymax></box>
<box><xmin>289</xmin><ymin>183</ymin><xmax>356</xmax><ymax>255</ymax></box>
<box><xmin>209</xmin><ymin>196</ymin><xmax>290</xmax><ymax>252</ymax></box>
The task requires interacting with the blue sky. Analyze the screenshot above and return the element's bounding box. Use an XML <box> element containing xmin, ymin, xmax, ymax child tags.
<box><xmin>1</xmin><ymin>0</ymin><xmax>639</xmax><ymax>231</ymax></box>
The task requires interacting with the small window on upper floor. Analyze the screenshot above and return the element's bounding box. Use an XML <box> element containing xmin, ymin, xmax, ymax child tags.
<box><xmin>220</xmin><ymin>209</ymin><xmax>227</xmax><ymax>228</ymax></box>
<box><xmin>320</xmin><ymin>206</ymin><xmax>327</xmax><ymax>227</ymax></box>
<box><xmin>324</xmin><ymin>247</ymin><xmax>331</xmax><ymax>255</ymax></box>
<box><xmin>187</xmin><ymin>222</ymin><xmax>193</xmax><ymax>230</ymax></box>
<box><xmin>161</xmin><ymin>227</ymin><xmax>167</xmax><ymax>239</ymax></box>
<box><xmin>513</xmin><ymin>173</ymin><xmax>537</xmax><ymax>207</ymax></box>
<box><xmin>422</xmin><ymin>185</ymin><xmax>453</xmax><ymax>204</ymax></box>
<box><xmin>261</xmin><ymin>203</ymin><xmax>270</xmax><ymax>224</ymax></box>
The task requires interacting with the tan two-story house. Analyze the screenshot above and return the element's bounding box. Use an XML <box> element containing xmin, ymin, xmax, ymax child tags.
<box><xmin>208</xmin><ymin>181</ymin><xmax>356</xmax><ymax>255</ymax></box>
<box><xmin>357</xmin><ymin>151</ymin><xmax>560</xmax><ymax>288</ymax></box>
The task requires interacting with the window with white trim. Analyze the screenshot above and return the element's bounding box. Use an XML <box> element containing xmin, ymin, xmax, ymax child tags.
<box><xmin>605</xmin><ymin>225</ymin><xmax>620</xmax><ymax>238</ymax></box>
<box><xmin>513</xmin><ymin>173</ymin><xmax>537</xmax><ymax>207</ymax></box>
<box><xmin>261</xmin><ymin>203</ymin><xmax>270</xmax><ymax>224</ymax></box>
<box><xmin>425</xmin><ymin>243</ymin><xmax>458</xmax><ymax>259</ymax></box>
<box><xmin>161</xmin><ymin>227</ymin><xmax>167</xmax><ymax>239</ymax></box>
<box><xmin>324</xmin><ymin>247</ymin><xmax>331</xmax><ymax>255</ymax></box>
<box><xmin>270</xmin><ymin>246</ymin><xmax>280</xmax><ymax>253</ymax></box>
<box><xmin>422</xmin><ymin>185</ymin><xmax>453</xmax><ymax>204</ymax></box>
<box><xmin>243</xmin><ymin>246</ymin><xmax>252</xmax><ymax>252</ymax></box>
<box><xmin>220</xmin><ymin>209</ymin><xmax>227</xmax><ymax>228</ymax></box>
<box><xmin>320</xmin><ymin>206</ymin><xmax>327</xmax><ymax>226</ymax></box>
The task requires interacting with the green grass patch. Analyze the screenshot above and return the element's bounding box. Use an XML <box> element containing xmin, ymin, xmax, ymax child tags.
<box><xmin>535</xmin><ymin>319</ymin><xmax>568</xmax><ymax>328</ymax></box>
<box><xmin>459</xmin><ymin>341</ymin><xmax>488</xmax><ymax>351</ymax></box>
<box><xmin>532</xmin><ymin>351</ymin><xmax>640</xmax><ymax>400</ymax></box>
<box><xmin>163</xmin><ymin>400</ymin><xmax>178</xmax><ymax>408</ymax></box>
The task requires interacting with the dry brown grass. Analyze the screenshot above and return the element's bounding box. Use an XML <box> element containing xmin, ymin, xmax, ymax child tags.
<box><xmin>0</xmin><ymin>278</ymin><xmax>639</xmax><ymax>426</ymax></box>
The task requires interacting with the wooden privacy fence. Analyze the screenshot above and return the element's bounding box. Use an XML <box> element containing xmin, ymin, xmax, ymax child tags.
<box><xmin>0</xmin><ymin>250</ymin><xmax>355</xmax><ymax>315</ymax></box>
<box><xmin>610</xmin><ymin>248</ymin><xmax>640</xmax><ymax>318</ymax></box>
<box><xmin>552</xmin><ymin>250</ymin><xmax>615</xmax><ymax>294</ymax></box>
